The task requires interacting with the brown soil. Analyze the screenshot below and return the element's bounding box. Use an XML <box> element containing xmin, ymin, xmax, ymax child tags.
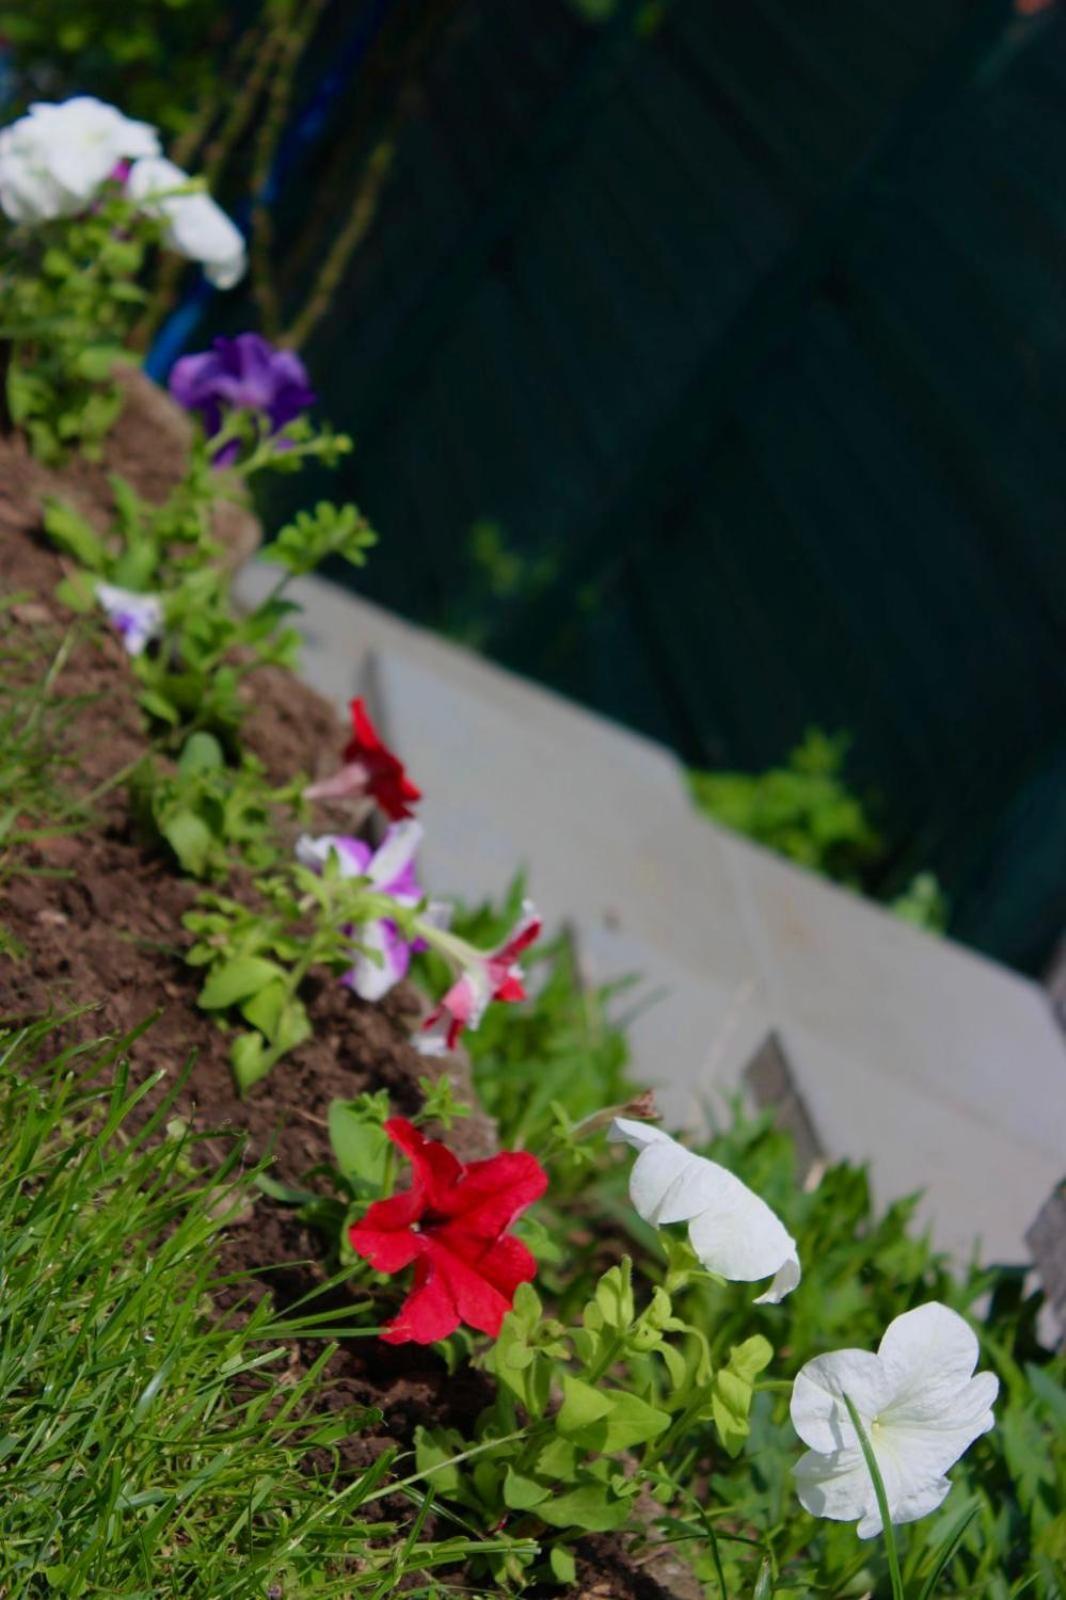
<box><xmin>0</xmin><ymin>380</ymin><xmax>682</xmax><ymax>1600</ymax></box>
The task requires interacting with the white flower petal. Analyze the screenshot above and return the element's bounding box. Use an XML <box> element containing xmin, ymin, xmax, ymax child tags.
<box><xmin>127</xmin><ymin>156</ymin><xmax>246</xmax><ymax>288</ymax></box>
<box><xmin>413</xmin><ymin>1023</ymin><xmax>448</xmax><ymax>1057</ymax></box>
<box><xmin>294</xmin><ymin>832</ymin><xmax>369</xmax><ymax>878</ymax></box>
<box><xmin>366</xmin><ymin>820</ymin><xmax>422</xmax><ymax>889</ymax></box>
<box><xmin>611</xmin><ymin>1119</ymin><xmax>800</xmax><ymax>1299</ymax></box>
<box><xmin>609</xmin><ymin>1117</ymin><xmax>672</xmax><ymax>1153</ymax></box>
<box><xmin>790</xmin><ymin>1350</ymin><xmax>894</xmax><ymax>1452</ymax></box>
<box><xmin>868</xmin><ymin>1474</ymin><xmax>952</xmax><ymax>1538</ymax></box>
<box><xmin>754</xmin><ymin>1252</ymin><xmax>802</xmax><ymax>1304</ymax></box>
<box><xmin>348</xmin><ymin>920</ymin><xmax>404</xmax><ymax>1002</ymax></box>
<box><xmin>877</xmin><ymin>1302</ymin><xmax>980</xmax><ymax>1415</ymax></box>
<box><xmin>795</xmin><ymin>1446</ymin><xmax>876</xmax><ymax>1530</ymax></box>
<box><xmin>94</xmin><ymin>582</ymin><xmax>164</xmax><ymax>657</ymax></box>
<box><xmin>686</xmin><ymin>1167</ymin><xmax>799</xmax><ymax>1285</ymax></box>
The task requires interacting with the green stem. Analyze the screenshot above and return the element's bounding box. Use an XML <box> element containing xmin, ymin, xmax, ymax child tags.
<box><xmin>408</xmin><ymin>916</ymin><xmax>481</xmax><ymax>974</ymax></box>
<box><xmin>842</xmin><ymin>1391</ymin><xmax>906</xmax><ymax>1600</ymax></box>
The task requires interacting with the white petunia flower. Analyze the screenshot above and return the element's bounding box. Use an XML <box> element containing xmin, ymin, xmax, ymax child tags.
<box><xmin>790</xmin><ymin>1302</ymin><xmax>999</xmax><ymax>1538</ymax></box>
<box><xmin>609</xmin><ymin>1118</ymin><xmax>801</xmax><ymax>1303</ymax></box>
<box><xmin>0</xmin><ymin>96</ymin><xmax>159</xmax><ymax>223</ymax></box>
<box><xmin>126</xmin><ymin>156</ymin><xmax>246</xmax><ymax>289</ymax></box>
<box><xmin>94</xmin><ymin>581</ymin><xmax>164</xmax><ymax>657</ymax></box>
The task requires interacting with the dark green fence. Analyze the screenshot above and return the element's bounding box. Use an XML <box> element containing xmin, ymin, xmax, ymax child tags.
<box><xmin>255</xmin><ymin>0</ymin><xmax>1066</xmax><ymax>972</ymax></box>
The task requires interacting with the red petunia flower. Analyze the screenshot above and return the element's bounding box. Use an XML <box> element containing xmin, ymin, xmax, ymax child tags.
<box><xmin>349</xmin><ymin>1118</ymin><xmax>547</xmax><ymax>1345</ymax></box>
<box><xmin>416</xmin><ymin>901</ymin><xmax>542</xmax><ymax>1056</ymax></box>
<box><xmin>305</xmin><ymin>697</ymin><xmax>421</xmax><ymax>820</ymax></box>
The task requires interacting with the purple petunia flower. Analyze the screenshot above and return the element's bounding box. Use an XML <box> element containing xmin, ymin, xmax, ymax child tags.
<box><xmin>168</xmin><ymin>332</ymin><xmax>315</xmax><ymax>465</ymax></box>
<box><xmin>294</xmin><ymin>822</ymin><xmax>448</xmax><ymax>1002</ymax></box>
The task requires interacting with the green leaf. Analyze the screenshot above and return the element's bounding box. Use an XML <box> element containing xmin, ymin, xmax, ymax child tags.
<box><xmin>534</xmin><ymin>1436</ymin><xmax>578</xmax><ymax>1478</ymax></box>
<box><xmin>73</xmin><ymin>344</ymin><xmax>122</xmax><ymax>382</ymax></box>
<box><xmin>413</xmin><ymin>1425</ymin><xmax>463</xmax><ymax>1494</ymax></box>
<box><xmin>503</xmin><ymin>1467</ymin><xmax>551</xmax><ymax>1511</ymax></box>
<box><xmin>240</xmin><ymin>979</ymin><xmax>287</xmax><ymax>1039</ymax></box>
<box><xmin>328</xmin><ymin>1101</ymin><xmax>390</xmax><ymax>1187</ymax></box>
<box><xmin>564</xmin><ymin>1386</ymin><xmax>671</xmax><ymax>1454</ymax></box>
<box><xmin>177</xmin><ymin>732</ymin><xmax>224</xmax><ymax>778</ymax></box>
<box><xmin>162</xmin><ymin>809</ymin><xmax>213</xmax><ymax>877</ymax></box>
<box><xmin>275</xmin><ymin>996</ymin><xmax>311</xmax><ymax>1055</ymax></box>
<box><xmin>138</xmin><ymin>688</ymin><xmax>180</xmax><ymax>727</ymax></box>
<box><xmin>549</xmin><ymin>1547</ymin><xmax>577</xmax><ymax>1585</ymax></box>
<box><xmin>42</xmin><ymin>498</ymin><xmax>107</xmax><ymax>571</ymax></box>
<box><xmin>712</xmin><ymin>1368</ymin><xmax>753</xmax><ymax>1458</ymax></box>
<box><xmin>728</xmin><ymin>1335</ymin><xmax>774</xmax><ymax>1384</ymax></box>
<box><xmin>537</xmin><ymin>1479</ymin><xmax>632</xmax><ymax>1533</ymax></box>
<box><xmin>199</xmin><ymin>956</ymin><xmax>285</xmax><ymax>1011</ymax></box>
<box><xmin>594</xmin><ymin>1259</ymin><xmax>634</xmax><ymax>1330</ymax></box>
<box><xmin>557</xmin><ymin>1376</ymin><xmax>613</xmax><ymax>1435</ymax></box>
<box><xmin>230</xmin><ymin>1031</ymin><xmax>268</xmax><ymax>1092</ymax></box>
<box><xmin>509</xmin><ymin>1281</ymin><xmax>542</xmax><ymax>1329</ymax></box>
<box><xmin>55</xmin><ymin>570</ymin><xmax>96</xmax><ymax>613</ymax></box>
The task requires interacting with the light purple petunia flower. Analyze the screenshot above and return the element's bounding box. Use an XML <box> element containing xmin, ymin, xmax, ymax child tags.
<box><xmin>294</xmin><ymin>822</ymin><xmax>448</xmax><ymax>1002</ymax></box>
<box><xmin>95</xmin><ymin>581</ymin><xmax>164</xmax><ymax>657</ymax></box>
<box><xmin>168</xmin><ymin>332</ymin><xmax>315</xmax><ymax>465</ymax></box>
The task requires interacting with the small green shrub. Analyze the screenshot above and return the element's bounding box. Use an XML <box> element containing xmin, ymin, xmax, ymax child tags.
<box><xmin>689</xmin><ymin>728</ymin><xmax>950</xmax><ymax>933</ymax></box>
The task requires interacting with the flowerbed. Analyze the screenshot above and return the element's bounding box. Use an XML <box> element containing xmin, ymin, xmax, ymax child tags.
<box><xmin>0</xmin><ymin>93</ymin><xmax>1063</xmax><ymax>1600</ymax></box>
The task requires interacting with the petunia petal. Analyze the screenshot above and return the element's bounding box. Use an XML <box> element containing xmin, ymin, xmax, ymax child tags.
<box><xmin>294</xmin><ymin>832</ymin><xmax>371</xmax><ymax>878</ymax></box>
<box><xmin>794</xmin><ymin>1445</ymin><xmax>877</xmax><ymax>1529</ymax></box>
<box><xmin>864</xmin><ymin>1474</ymin><xmax>952</xmax><ymax>1539</ymax></box>
<box><xmin>466</xmin><ymin>1233</ymin><xmax>539</xmax><ymax>1300</ymax></box>
<box><xmin>381</xmin><ymin>1254</ymin><xmax>459</xmax><ymax>1345</ymax></box>
<box><xmin>348</xmin><ymin>1219</ymin><xmax>424</xmax><ymax>1274</ymax></box>
<box><xmin>877</xmin><ymin>1302</ymin><xmax>981</xmax><ymax>1418</ymax></box>
<box><xmin>304</xmin><ymin>761</ymin><xmax>370</xmax><ymax>802</ymax></box>
<box><xmin>385</xmin><ymin>1118</ymin><xmax>463</xmax><ymax>1212</ymax></box>
<box><xmin>427</xmin><ymin>1238</ymin><xmax>516</xmax><ymax>1338</ymax></box>
<box><xmin>347</xmin><ymin>918</ymin><xmax>408</xmax><ymax>1001</ymax></box>
<box><xmin>366</xmin><ymin>820</ymin><xmax>423</xmax><ymax>890</ymax></box>
<box><xmin>754</xmin><ymin>1252</ymin><xmax>803</xmax><ymax>1304</ymax></box>
<box><xmin>790</xmin><ymin>1350</ymin><xmax>895</xmax><ymax>1452</ymax></box>
<box><xmin>435</xmin><ymin>1151</ymin><xmax>548</xmax><ymax>1235</ymax></box>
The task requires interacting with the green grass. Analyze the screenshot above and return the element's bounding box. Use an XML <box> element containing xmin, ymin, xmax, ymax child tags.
<box><xmin>0</xmin><ymin>1017</ymin><xmax>530</xmax><ymax>1598</ymax></box>
<box><xmin>0</xmin><ymin>602</ymin><xmax>97</xmax><ymax>914</ymax></box>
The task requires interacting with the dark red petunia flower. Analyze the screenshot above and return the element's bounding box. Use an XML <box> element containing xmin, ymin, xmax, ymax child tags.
<box><xmin>305</xmin><ymin>696</ymin><xmax>422</xmax><ymax>820</ymax></box>
<box><xmin>349</xmin><ymin>1118</ymin><xmax>548</xmax><ymax>1345</ymax></box>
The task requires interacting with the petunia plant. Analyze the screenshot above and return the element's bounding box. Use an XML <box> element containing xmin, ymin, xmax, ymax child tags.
<box><xmin>0</xmin><ymin>96</ymin><xmax>247</xmax><ymax>463</ymax></box>
<box><xmin>185</xmin><ymin>831</ymin><xmax>541</xmax><ymax>1091</ymax></box>
<box><xmin>129</xmin><ymin>730</ymin><xmax>302</xmax><ymax>881</ymax></box>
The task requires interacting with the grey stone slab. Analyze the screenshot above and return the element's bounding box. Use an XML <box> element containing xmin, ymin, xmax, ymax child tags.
<box><xmin>576</xmin><ymin>921</ymin><xmax>773</xmax><ymax>1129</ymax></box>
<box><xmin>780</xmin><ymin>1019</ymin><xmax>1063</xmax><ymax>1266</ymax></box>
<box><xmin>1027</xmin><ymin>1183</ymin><xmax>1066</xmax><ymax>1344</ymax></box>
<box><xmin>745</xmin><ymin>1031</ymin><xmax>824</xmax><ymax>1176</ymax></box>
<box><xmin>717</xmin><ymin>827</ymin><xmax>1066</xmax><ymax>1169</ymax></box>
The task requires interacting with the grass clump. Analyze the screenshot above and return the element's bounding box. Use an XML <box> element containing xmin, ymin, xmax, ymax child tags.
<box><xmin>0</xmin><ymin>1018</ymin><xmax>518</xmax><ymax>1598</ymax></box>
